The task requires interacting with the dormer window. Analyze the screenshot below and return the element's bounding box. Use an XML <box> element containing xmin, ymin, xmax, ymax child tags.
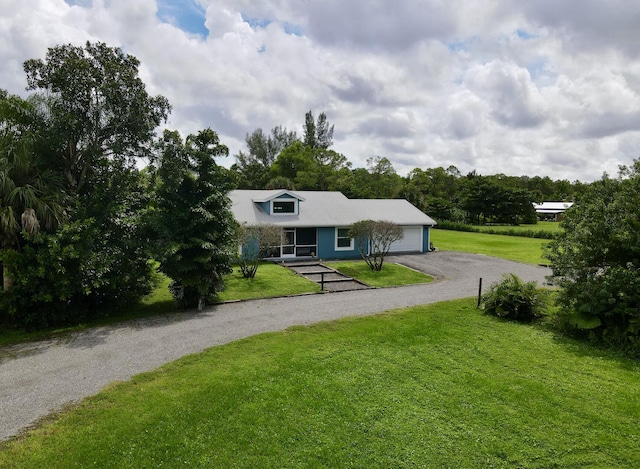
<box><xmin>271</xmin><ymin>198</ymin><xmax>298</xmax><ymax>215</ymax></box>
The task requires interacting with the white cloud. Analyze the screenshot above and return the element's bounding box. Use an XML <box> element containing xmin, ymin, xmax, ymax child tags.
<box><xmin>2</xmin><ymin>0</ymin><xmax>640</xmax><ymax>181</ymax></box>
<box><xmin>445</xmin><ymin>90</ymin><xmax>488</xmax><ymax>139</ymax></box>
<box><xmin>464</xmin><ymin>59</ymin><xmax>546</xmax><ymax>129</ymax></box>
<box><xmin>517</xmin><ymin>0</ymin><xmax>640</xmax><ymax>58</ymax></box>
<box><xmin>302</xmin><ymin>0</ymin><xmax>457</xmax><ymax>51</ymax></box>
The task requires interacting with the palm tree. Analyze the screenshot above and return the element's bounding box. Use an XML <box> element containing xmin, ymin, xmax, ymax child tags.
<box><xmin>1</xmin><ymin>90</ymin><xmax>67</xmax><ymax>290</ymax></box>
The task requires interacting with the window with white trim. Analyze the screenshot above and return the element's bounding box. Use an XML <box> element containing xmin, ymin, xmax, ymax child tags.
<box><xmin>335</xmin><ymin>227</ymin><xmax>354</xmax><ymax>250</ymax></box>
<box><xmin>271</xmin><ymin>198</ymin><xmax>297</xmax><ymax>215</ymax></box>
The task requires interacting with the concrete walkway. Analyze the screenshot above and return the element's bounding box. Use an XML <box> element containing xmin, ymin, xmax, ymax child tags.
<box><xmin>0</xmin><ymin>251</ymin><xmax>551</xmax><ymax>441</ymax></box>
<box><xmin>286</xmin><ymin>262</ymin><xmax>370</xmax><ymax>291</ymax></box>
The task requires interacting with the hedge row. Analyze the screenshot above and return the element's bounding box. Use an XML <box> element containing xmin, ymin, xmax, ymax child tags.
<box><xmin>434</xmin><ymin>221</ymin><xmax>557</xmax><ymax>239</ymax></box>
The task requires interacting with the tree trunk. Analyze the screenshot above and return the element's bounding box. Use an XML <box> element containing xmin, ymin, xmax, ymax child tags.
<box><xmin>3</xmin><ymin>263</ymin><xmax>13</xmax><ymax>291</ymax></box>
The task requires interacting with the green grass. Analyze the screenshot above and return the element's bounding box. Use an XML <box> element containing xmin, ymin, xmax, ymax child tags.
<box><xmin>148</xmin><ymin>263</ymin><xmax>321</xmax><ymax>304</ymax></box>
<box><xmin>431</xmin><ymin>229</ymin><xmax>549</xmax><ymax>265</ymax></box>
<box><xmin>137</xmin><ymin>274</ymin><xmax>174</xmax><ymax>307</ymax></box>
<box><xmin>436</xmin><ymin>221</ymin><xmax>561</xmax><ymax>240</ymax></box>
<box><xmin>2</xmin><ymin>298</ymin><xmax>638</xmax><ymax>468</ymax></box>
<box><xmin>218</xmin><ymin>263</ymin><xmax>321</xmax><ymax>301</ymax></box>
<box><xmin>476</xmin><ymin>222</ymin><xmax>563</xmax><ymax>234</ymax></box>
<box><xmin>326</xmin><ymin>260</ymin><xmax>433</xmax><ymax>287</ymax></box>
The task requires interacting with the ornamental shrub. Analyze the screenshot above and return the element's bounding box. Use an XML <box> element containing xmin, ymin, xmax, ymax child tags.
<box><xmin>1</xmin><ymin>218</ymin><xmax>158</xmax><ymax>330</ymax></box>
<box><xmin>482</xmin><ymin>273</ymin><xmax>547</xmax><ymax>322</ymax></box>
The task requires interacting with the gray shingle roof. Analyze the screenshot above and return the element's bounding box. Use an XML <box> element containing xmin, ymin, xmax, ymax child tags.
<box><xmin>229</xmin><ymin>190</ymin><xmax>437</xmax><ymax>227</ymax></box>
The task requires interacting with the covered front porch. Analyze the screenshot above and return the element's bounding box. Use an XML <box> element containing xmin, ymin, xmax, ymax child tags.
<box><xmin>267</xmin><ymin>227</ymin><xmax>318</xmax><ymax>259</ymax></box>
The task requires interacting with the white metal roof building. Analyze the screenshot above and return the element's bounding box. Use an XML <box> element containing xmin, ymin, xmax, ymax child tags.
<box><xmin>533</xmin><ymin>201</ymin><xmax>574</xmax><ymax>221</ymax></box>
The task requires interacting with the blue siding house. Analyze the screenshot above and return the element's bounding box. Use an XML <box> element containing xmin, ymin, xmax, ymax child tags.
<box><xmin>229</xmin><ymin>190</ymin><xmax>437</xmax><ymax>260</ymax></box>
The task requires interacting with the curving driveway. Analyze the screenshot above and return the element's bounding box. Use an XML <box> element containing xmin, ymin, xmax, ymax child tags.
<box><xmin>0</xmin><ymin>251</ymin><xmax>551</xmax><ymax>441</ymax></box>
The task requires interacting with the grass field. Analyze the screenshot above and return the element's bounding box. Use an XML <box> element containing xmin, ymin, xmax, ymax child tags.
<box><xmin>218</xmin><ymin>263</ymin><xmax>321</xmax><ymax>301</ymax></box>
<box><xmin>325</xmin><ymin>260</ymin><xmax>433</xmax><ymax>287</ymax></box>
<box><xmin>475</xmin><ymin>222</ymin><xmax>563</xmax><ymax>235</ymax></box>
<box><xmin>430</xmin><ymin>229</ymin><xmax>549</xmax><ymax>265</ymax></box>
<box><xmin>1</xmin><ymin>298</ymin><xmax>638</xmax><ymax>468</ymax></box>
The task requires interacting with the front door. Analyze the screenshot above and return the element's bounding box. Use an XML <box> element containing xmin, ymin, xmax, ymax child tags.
<box><xmin>281</xmin><ymin>229</ymin><xmax>296</xmax><ymax>258</ymax></box>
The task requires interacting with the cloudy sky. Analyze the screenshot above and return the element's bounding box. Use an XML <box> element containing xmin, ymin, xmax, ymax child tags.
<box><xmin>3</xmin><ymin>0</ymin><xmax>640</xmax><ymax>181</ymax></box>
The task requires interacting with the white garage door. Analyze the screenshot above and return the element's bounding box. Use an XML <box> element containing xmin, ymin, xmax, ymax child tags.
<box><xmin>389</xmin><ymin>226</ymin><xmax>422</xmax><ymax>252</ymax></box>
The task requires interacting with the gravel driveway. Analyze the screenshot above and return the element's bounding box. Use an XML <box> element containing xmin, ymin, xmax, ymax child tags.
<box><xmin>0</xmin><ymin>251</ymin><xmax>551</xmax><ymax>441</ymax></box>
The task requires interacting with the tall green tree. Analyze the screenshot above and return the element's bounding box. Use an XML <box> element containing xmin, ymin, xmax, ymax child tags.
<box><xmin>233</xmin><ymin>126</ymin><xmax>298</xmax><ymax>189</ymax></box>
<box><xmin>366</xmin><ymin>156</ymin><xmax>401</xmax><ymax>198</ymax></box>
<box><xmin>270</xmin><ymin>139</ymin><xmax>350</xmax><ymax>191</ymax></box>
<box><xmin>270</xmin><ymin>111</ymin><xmax>348</xmax><ymax>191</ymax></box>
<box><xmin>461</xmin><ymin>174</ymin><xmax>494</xmax><ymax>224</ymax></box>
<box><xmin>405</xmin><ymin>166</ymin><xmax>464</xmax><ymax>219</ymax></box>
<box><xmin>297</xmin><ymin>149</ymin><xmax>350</xmax><ymax>191</ymax></box>
<box><xmin>345</xmin><ymin>168</ymin><xmax>377</xmax><ymax>199</ymax></box>
<box><xmin>0</xmin><ymin>91</ymin><xmax>67</xmax><ymax>291</ymax></box>
<box><xmin>461</xmin><ymin>174</ymin><xmax>535</xmax><ymax>225</ymax></box>
<box><xmin>303</xmin><ymin>110</ymin><xmax>334</xmax><ymax>149</ymax></box>
<box><xmin>545</xmin><ymin>161</ymin><xmax>640</xmax><ymax>350</ymax></box>
<box><xmin>153</xmin><ymin>129</ymin><xmax>236</xmax><ymax>310</ymax></box>
<box><xmin>270</xmin><ymin>140</ymin><xmax>311</xmax><ymax>182</ymax></box>
<box><xmin>1</xmin><ymin>42</ymin><xmax>170</xmax><ymax>328</ymax></box>
<box><xmin>407</xmin><ymin>166</ymin><xmax>461</xmax><ymax>200</ymax></box>
<box><xmin>23</xmin><ymin>41</ymin><xmax>170</xmax><ymax>192</ymax></box>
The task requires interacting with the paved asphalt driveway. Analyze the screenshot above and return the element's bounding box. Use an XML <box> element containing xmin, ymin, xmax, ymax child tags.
<box><xmin>0</xmin><ymin>251</ymin><xmax>551</xmax><ymax>441</ymax></box>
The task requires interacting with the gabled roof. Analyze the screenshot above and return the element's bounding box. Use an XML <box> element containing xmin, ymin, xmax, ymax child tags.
<box><xmin>229</xmin><ymin>190</ymin><xmax>437</xmax><ymax>227</ymax></box>
<box><xmin>248</xmin><ymin>190</ymin><xmax>306</xmax><ymax>203</ymax></box>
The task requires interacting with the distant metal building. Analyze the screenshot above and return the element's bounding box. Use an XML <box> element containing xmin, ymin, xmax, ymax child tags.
<box><xmin>533</xmin><ymin>201</ymin><xmax>574</xmax><ymax>222</ymax></box>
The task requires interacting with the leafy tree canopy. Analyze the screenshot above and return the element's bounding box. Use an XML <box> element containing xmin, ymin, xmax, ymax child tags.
<box><xmin>303</xmin><ymin>110</ymin><xmax>334</xmax><ymax>150</ymax></box>
<box><xmin>1</xmin><ymin>91</ymin><xmax>69</xmax><ymax>295</ymax></box>
<box><xmin>366</xmin><ymin>156</ymin><xmax>401</xmax><ymax>198</ymax></box>
<box><xmin>0</xmin><ymin>91</ymin><xmax>67</xmax><ymax>250</ymax></box>
<box><xmin>545</xmin><ymin>160</ymin><xmax>640</xmax><ymax>350</ymax></box>
<box><xmin>233</xmin><ymin>126</ymin><xmax>298</xmax><ymax>189</ymax></box>
<box><xmin>23</xmin><ymin>41</ymin><xmax>171</xmax><ymax>192</ymax></box>
<box><xmin>153</xmin><ymin>128</ymin><xmax>236</xmax><ymax>310</ymax></box>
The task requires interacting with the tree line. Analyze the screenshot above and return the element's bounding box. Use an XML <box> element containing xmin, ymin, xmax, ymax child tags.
<box><xmin>233</xmin><ymin>117</ymin><xmax>585</xmax><ymax>226</ymax></box>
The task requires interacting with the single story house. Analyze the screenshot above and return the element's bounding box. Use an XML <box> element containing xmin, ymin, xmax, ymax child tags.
<box><xmin>229</xmin><ymin>190</ymin><xmax>437</xmax><ymax>260</ymax></box>
<box><xmin>533</xmin><ymin>201</ymin><xmax>574</xmax><ymax>222</ymax></box>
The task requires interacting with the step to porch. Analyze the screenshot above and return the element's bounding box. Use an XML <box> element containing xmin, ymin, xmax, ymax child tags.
<box><xmin>285</xmin><ymin>262</ymin><xmax>371</xmax><ymax>292</ymax></box>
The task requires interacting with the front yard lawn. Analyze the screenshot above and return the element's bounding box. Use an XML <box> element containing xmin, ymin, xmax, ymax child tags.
<box><xmin>217</xmin><ymin>263</ymin><xmax>321</xmax><ymax>301</ymax></box>
<box><xmin>326</xmin><ymin>260</ymin><xmax>433</xmax><ymax>287</ymax></box>
<box><xmin>2</xmin><ymin>298</ymin><xmax>638</xmax><ymax>468</ymax></box>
